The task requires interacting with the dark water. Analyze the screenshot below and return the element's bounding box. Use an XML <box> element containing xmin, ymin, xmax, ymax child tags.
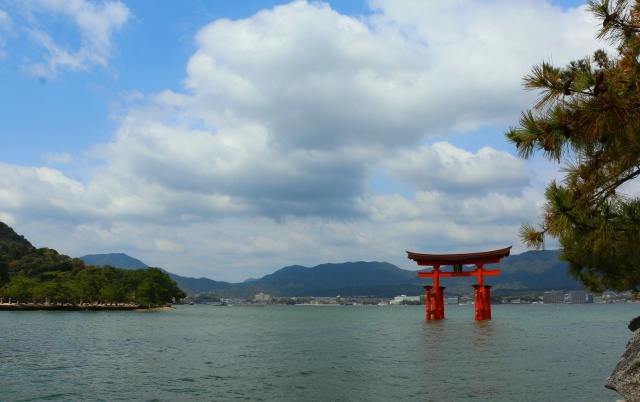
<box><xmin>1</xmin><ymin>303</ymin><xmax>636</xmax><ymax>401</ymax></box>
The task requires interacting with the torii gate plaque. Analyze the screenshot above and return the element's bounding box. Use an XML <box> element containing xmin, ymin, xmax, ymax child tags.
<box><xmin>407</xmin><ymin>246</ymin><xmax>511</xmax><ymax>321</ymax></box>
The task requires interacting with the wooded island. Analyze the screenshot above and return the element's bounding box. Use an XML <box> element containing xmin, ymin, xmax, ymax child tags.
<box><xmin>0</xmin><ymin>222</ymin><xmax>186</xmax><ymax>308</ymax></box>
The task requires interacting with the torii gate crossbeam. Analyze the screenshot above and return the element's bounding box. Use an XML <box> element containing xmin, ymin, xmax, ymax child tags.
<box><xmin>407</xmin><ymin>246</ymin><xmax>511</xmax><ymax>321</ymax></box>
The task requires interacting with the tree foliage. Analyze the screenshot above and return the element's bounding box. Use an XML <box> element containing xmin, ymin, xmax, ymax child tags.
<box><xmin>506</xmin><ymin>0</ymin><xmax>640</xmax><ymax>292</ymax></box>
<box><xmin>0</xmin><ymin>226</ymin><xmax>186</xmax><ymax>306</ymax></box>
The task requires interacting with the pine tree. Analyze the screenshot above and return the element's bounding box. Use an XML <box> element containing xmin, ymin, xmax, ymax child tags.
<box><xmin>506</xmin><ymin>0</ymin><xmax>640</xmax><ymax>292</ymax></box>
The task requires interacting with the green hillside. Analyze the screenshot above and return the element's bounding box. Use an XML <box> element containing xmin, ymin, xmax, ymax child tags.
<box><xmin>0</xmin><ymin>222</ymin><xmax>185</xmax><ymax>307</ymax></box>
<box><xmin>0</xmin><ymin>222</ymin><xmax>32</xmax><ymax>247</ymax></box>
<box><xmin>79</xmin><ymin>253</ymin><xmax>233</xmax><ymax>296</ymax></box>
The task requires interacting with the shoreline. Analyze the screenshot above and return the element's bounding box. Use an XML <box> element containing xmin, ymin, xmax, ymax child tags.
<box><xmin>0</xmin><ymin>303</ymin><xmax>173</xmax><ymax>311</ymax></box>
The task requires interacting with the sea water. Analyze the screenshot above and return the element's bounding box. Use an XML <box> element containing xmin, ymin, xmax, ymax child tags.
<box><xmin>1</xmin><ymin>303</ymin><xmax>637</xmax><ymax>401</ymax></box>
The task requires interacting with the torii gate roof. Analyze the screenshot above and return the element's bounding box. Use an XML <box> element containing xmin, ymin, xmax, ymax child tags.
<box><xmin>406</xmin><ymin>246</ymin><xmax>512</xmax><ymax>266</ymax></box>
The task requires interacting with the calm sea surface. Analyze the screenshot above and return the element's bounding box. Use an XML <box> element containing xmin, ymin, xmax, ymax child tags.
<box><xmin>1</xmin><ymin>303</ymin><xmax>638</xmax><ymax>401</ymax></box>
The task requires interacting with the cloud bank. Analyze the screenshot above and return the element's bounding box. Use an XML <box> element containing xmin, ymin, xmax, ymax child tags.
<box><xmin>0</xmin><ymin>0</ymin><xmax>601</xmax><ymax>281</ymax></box>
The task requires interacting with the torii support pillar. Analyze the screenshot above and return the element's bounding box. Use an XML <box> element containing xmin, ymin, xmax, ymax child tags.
<box><xmin>473</xmin><ymin>284</ymin><xmax>493</xmax><ymax>320</ymax></box>
<box><xmin>407</xmin><ymin>246</ymin><xmax>511</xmax><ymax>321</ymax></box>
<box><xmin>422</xmin><ymin>285</ymin><xmax>446</xmax><ymax>320</ymax></box>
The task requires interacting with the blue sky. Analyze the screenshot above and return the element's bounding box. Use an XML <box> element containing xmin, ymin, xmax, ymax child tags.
<box><xmin>0</xmin><ymin>0</ymin><xmax>604</xmax><ymax>281</ymax></box>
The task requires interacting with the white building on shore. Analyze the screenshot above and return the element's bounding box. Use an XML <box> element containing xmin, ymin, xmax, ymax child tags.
<box><xmin>254</xmin><ymin>293</ymin><xmax>271</xmax><ymax>302</ymax></box>
<box><xmin>390</xmin><ymin>295</ymin><xmax>420</xmax><ymax>304</ymax></box>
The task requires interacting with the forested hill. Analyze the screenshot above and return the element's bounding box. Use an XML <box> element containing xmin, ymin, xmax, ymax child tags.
<box><xmin>0</xmin><ymin>222</ymin><xmax>32</xmax><ymax>247</ymax></box>
<box><xmin>79</xmin><ymin>253</ymin><xmax>233</xmax><ymax>296</ymax></box>
<box><xmin>231</xmin><ymin>261</ymin><xmax>420</xmax><ymax>298</ymax></box>
<box><xmin>0</xmin><ymin>222</ymin><xmax>185</xmax><ymax>306</ymax></box>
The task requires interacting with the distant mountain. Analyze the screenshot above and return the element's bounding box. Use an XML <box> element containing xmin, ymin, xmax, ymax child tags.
<box><xmin>269</xmin><ymin>261</ymin><xmax>418</xmax><ymax>294</ymax></box>
<box><xmin>164</xmin><ymin>275</ymin><xmax>233</xmax><ymax>296</ymax></box>
<box><xmin>210</xmin><ymin>250</ymin><xmax>583</xmax><ymax>298</ymax></box>
<box><xmin>493</xmin><ymin>249</ymin><xmax>580</xmax><ymax>292</ymax></box>
<box><xmin>79</xmin><ymin>253</ymin><xmax>232</xmax><ymax>296</ymax></box>
<box><xmin>79</xmin><ymin>250</ymin><xmax>584</xmax><ymax>298</ymax></box>
<box><xmin>81</xmin><ymin>253</ymin><xmax>148</xmax><ymax>269</ymax></box>
<box><xmin>214</xmin><ymin>261</ymin><xmax>421</xmax><ymax>298</ymax></box>
<box><xmin>436</xmin><ymin>249</ymin><xmax>583</xmax><ymax>296</ymax></box>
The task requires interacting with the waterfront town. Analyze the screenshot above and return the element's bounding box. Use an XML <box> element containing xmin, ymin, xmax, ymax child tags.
<box><xmin>190</xmin><ymin>290</ymin><xmax>638</xmax><ymax>307</ymax></box>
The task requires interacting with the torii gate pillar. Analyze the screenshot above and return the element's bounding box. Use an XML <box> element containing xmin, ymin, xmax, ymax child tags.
<box><xmin>422</xmin><ymin>285</ymin><xmax>446</xmax><ymax>320</ymax></box>
<box><xmin>407</xmin><ymin>247</ymin><xmax>511</xmax><ymax>321</ymax></box>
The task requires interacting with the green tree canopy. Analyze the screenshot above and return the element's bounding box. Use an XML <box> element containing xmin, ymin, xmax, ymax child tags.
<box><xmin>0</xmin><ymin>222</ymin><xmax>186</xmax><ymax>306</ymax></box>
<box><xmin>506</xmin><ymin>0</ymin><xmax>640</xmax><ymax>292</ymax></box>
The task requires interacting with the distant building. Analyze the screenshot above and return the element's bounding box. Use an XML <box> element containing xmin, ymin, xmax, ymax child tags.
<box><xmin>444</xmin><ymin>297</ymin><xmax>459</xmax><ymax>305</ymax></box>
<box><xmin>254</xmin><ymin>293</ymin><xmax>271</xmax><ymax>302</ymax></box>
<box><xmin>390</xmin><ymin>295</ymin><xmax>420</xmax><ymax>304</ymax></box>
<box><xmin>543</xmin><ymin>290</ymin><xmax>564</xmax><ymax>304</ymax></box>
<box><xmin>567</xmin><ymin>291</ymin><xmax>586</xmax><ymax>304</ymax></box>
<box><xmin>501</xmin><ymin>298</ymin><xmax>524</xmax><ymax>304</ymax></box>
<box><xmin>586</xmin><ymin>293</ymin><xmax>594</xmax><ymax>303</ymax></box>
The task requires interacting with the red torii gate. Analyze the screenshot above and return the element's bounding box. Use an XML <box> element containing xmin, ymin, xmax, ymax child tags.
<box><xmin>406</xmin><ymin>246</ymin><xmax>511</xmax><ymax>321</ymax></box>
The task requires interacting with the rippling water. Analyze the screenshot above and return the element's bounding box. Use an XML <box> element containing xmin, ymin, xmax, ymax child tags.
<box><xmin>1</xmin><ymin>303</ymin><xmax>637</xmax><ymax>401</ymax></box>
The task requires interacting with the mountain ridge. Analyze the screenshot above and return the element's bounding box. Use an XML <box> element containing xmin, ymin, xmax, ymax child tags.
<box><xmin>81</xmin><ymin>253</ymin><xmax>148</xmax><ymax>269</ymax></box>
<box><xmin>78</xmin><ymin>253</ymin><xmax>233</xmax><ymax>296</ymax></box>
<box><xmin>80</xmin><ymin>250</ymin><xmax>584</xmax><ymax>298</ymax></box>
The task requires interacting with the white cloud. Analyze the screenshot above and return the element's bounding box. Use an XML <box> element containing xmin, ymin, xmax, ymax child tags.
<box><xmin>0</xmin><ymin>1</ymin><xmax>604</xmax><ymax>281</ymax></box>
<box><xmin>384</xmin><ymin>142</ymin><xmax>532</xmax><ymax>195</ymax></box>
<box><xmin>82</xmin><ymin>0</ymin><xmax>594</xmax><ymax>221</ymax></box>
<box><xmin>13</xmin><ymin>0</ymin><xmax>130</xmax><ymax>77</ymax></box>
<box><xmin>0</xmin><ymin>162</ymin><xmax>85</xmax><ymax>220</ymax></box>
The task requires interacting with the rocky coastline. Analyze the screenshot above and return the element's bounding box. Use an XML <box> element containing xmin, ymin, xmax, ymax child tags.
<box><xmin>605</xmin><ymin>315</ymin><xmax>640</xmax><ymax>402</ymax></box>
